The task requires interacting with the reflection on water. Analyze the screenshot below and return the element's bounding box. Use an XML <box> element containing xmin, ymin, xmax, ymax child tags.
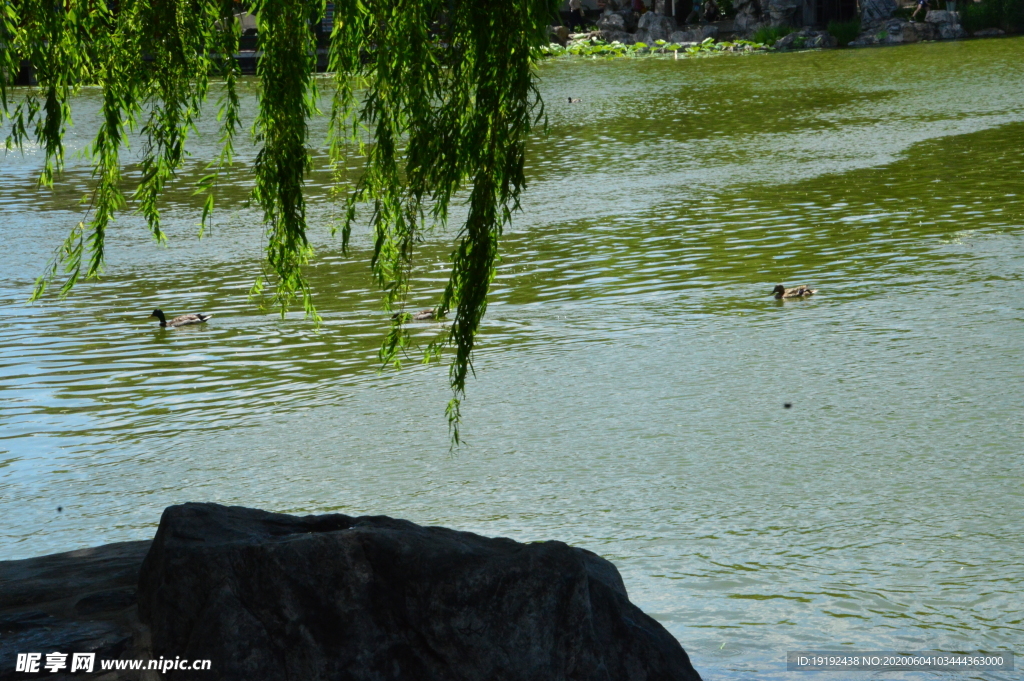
<box><xmin>2</xmin><ymin>38</ymin><xmax>1023</xmax><ymax>680</ymax></box>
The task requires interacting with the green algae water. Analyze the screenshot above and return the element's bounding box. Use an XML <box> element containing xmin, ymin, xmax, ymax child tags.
<box><xmin>2</xmin><ymin>38</ymin><xmax>1023</xmax><ymax>679</ymax></box>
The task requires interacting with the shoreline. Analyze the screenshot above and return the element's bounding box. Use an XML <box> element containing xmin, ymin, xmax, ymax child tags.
<box><xmin>543</xmin><ymin>8</ymin><xmax>1017</xmax><ymax>57</ymax></box>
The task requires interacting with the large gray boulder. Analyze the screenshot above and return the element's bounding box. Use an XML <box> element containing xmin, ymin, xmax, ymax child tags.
<box><xmin>599</xmin><ymin>29</ymin><xmax>638</xmax><ymax>43</ymax></box>
<box><xmin>926</xmin><ymin>9</ymin><xmax>968</xmax><ymax>38</ymax></box>
<box><xmin>733</xmin><ymin>0</ymin><xmax>762</xmax><ymax>30</ymax></box>
<box><xmin>637</xmin><ymin>10</ymin><xmax>678</xmax><ymax>41</ymax></box>
<box><xmin>901</xmin><ymin>19</ymin><xmax>939</xmax><ymax>42</ymax></box>
<box><xmin>602</xmin><ymin>7</ymin><xmax>639</xmax><ymax>32</ymax></box>
<box><xmin>774</xmin><ymin>27</ymin><xmax>838</xmax><ymax>49</ymax></box>
<box><xmin>548</xmin><ymin>24</ymin><xmax>570</xmax><ymax>45</ymax></box>
<box><xmin>0</xmin><ymin>541</ymin><xmax>152</xmax><ymax>681</ymax></box>
<box><xmin>766</xmin><ymin>0</ymin><xmax>800</xmax><ymax>25</ymax></box>
<box><xmin>669</xmin><ymin>25</ymin><xmax>719</xmax><ymax>42</ymax></box>
<box><xmin>138</xmin><ymin>503</ymin><xmax>704</xmax><ymax>681</ymax></box>
<box><xmin>849</xmin><ymin>18</ymin><xmax>909</xmax><ymax>45</ymax></box>
<box><xmin>860</xmin><ymin>0</ymin><xmax>898</xmax><ymax>26</ymax></box>
<box><xmin>597</xmin><ymin>11</ymin><xmax>627</xmax><ymax>31</ymax></box>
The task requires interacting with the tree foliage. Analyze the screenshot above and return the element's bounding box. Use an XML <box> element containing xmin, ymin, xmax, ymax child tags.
<box><xmin>1</xmin><ymin>0</ymin><xmax>557</xmax><ymax>442</ymax></box>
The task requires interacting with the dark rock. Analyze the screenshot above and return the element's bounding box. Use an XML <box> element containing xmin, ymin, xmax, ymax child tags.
<box><xmin>0</xmin><ymin>618</ymin><xmax>131</xmax><ymax>677</ymax></box>
<box><xmin>597</xmin><ymin>12</ymin><xmax>627</xmax><ymax>31</ymax></box>
<box><xmin>0</xmin><ymin>541</ymin><xmax>149</xmax><ymax>610</ymax></box>
<box><xmin>611</xmin><ymin>7</ymin><xmax>640</xmax><ymax>32</ymax></box>
<box><xmin>599</xmin><ymin>29</ymin><xmax>637</xmax><ymax>43</ymax></box>
<box><xmin>924</xmin><ymin>9</ymin><xmax>958</xmax><ymax>23</ymax></box>
<box><xmin>766</xmin><ymin>0</ymin><xmax>800</xmax><ymax>25</ymax></box>
<box><xmin>669</xmin><ymin>25</ymin><xmax>719</xmax><ymax>42</ymax></box>
<box><xmin>139</xmin><ymin>503</ymin><xmax>703</xmax><ymax>681</ymax></box>
<box><xmin>548</xmin><ymin>24</ymin><xmax>570</xmax><ymax>45</ymax></box>
<box><xmin>972</xmin><ymin>27</ymin><xmax>1005</xmax><ymax>36</ymax></box>
<box><xmin>938</xmin><ymin>22</ymin><xmax>968</xmax><ymax>38</ymax></box>
<box><xmin>849</xmin><ymin>18</ymin><xmax>929</xmax><ymax>45</ymax></box>
<box><xmin>860</xmin><ymin>0</ymin><xmax>898</xmax><ymax>25</ymax></box>
<box><xmin>775</xmin><ymin>28</ymin><xmax>838</xmax><ymax>49</ymax></box>
<box><xmin>901</xmin><ymin>20</ymin><xmax>939</xmax><ymax>42</ymax></box>
<box><xmin>924</xmin><ymin>10</ymin><xmax>967</xmax><ymax>39</ymax></box>
<box><xmin>0</xmin><ymin>541</ymin><xmax>151</xmax><ymax>681</ymax></box>
<box><xmin>733</xmin><ymin>0</ymin><xmax>762</xmax><ymax>31</ymax></box>
<box><xmin>637</xmin><ymin>10</ymin><xmax>678</xmax><ymax>41</ymax></box>
<box><xmin>74</xmin><ymin>588</ymin><xmax>136</xmax><ymax>616</ymax></box>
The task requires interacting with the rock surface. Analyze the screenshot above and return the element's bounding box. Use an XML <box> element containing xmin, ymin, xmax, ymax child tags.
<box><xmin>732</xmin><ymin>0</ymin><xmax>762</xmax><ymax>30</ymax></box>
<box><xmin>860</xmin><ymin>0</ymin><xmax>898</xmax><ymax>25</ymax></box>
<box><xmin>765</xmin><ymin>0</ymin><xmax>800</xmax><ymax>25</ymax></box>
<box><xmin>548</xmin><ymin>24</ymin><xmax>570</xmax><ymax>46</ymax></box>
<box><xmin>774</xmin><ymin>27</ymin><xmax>838</xmax><ymax>49</ymax></box>
<box><xmin>972</xmin><ymin>26</ymin><xmax>1005</xmax><ymax>36</ymax></box>
<box><xmin>137</xmin><ymin>503</ymin><xmax>703</xmax><ymax>681</ymax></box>
<box><xmin>926</xmin><ymin>9</ymin><xmax>968</xmax><ymax>38</ymax></box>
<box><xmin>637</xmin><ymin>10</ymin><xmax>678</xmax><ymax>42</ymax></box>
<box><xmin>0</xmin><ymin>541</ymin><xmax>152</xmax><ymax>680</ymax></box>
<box><xmin>849</xmin><ymin>10</ymin><xmax>967</xmax><ymax>45</ymax></box>
<box><xmin>598</xmin><ymin>28</ymin><xmax>638</xmax><ymax>43</ymax></box>
<box><xmin>669</xmin><ymin>25</ymin><xmax>720</xmax><ymax>42</ymax></box>
<box><xmin>600</xmin><ymin>7</ymin><xmax>640</xmax><ymax>32</ymax></box>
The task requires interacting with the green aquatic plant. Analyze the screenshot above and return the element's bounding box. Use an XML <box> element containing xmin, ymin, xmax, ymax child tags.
<box><xmin>1</xmin><ymin>0</ymin><xmax>558</xmax><ymax>443</ymax></box>
<box><xmin>827</xmin><ymin>18</ymin><xmax>861</xmax><ymax>46</ymax></box>
<box><xmin>751</xmin><ymin>24</ymin><xmax>795</xmax><ymax>45</ymax></box>
<box><xmin>540</xmin><ymin>35</ymin><xmax>768</xmax><ymax>59</ymax></box>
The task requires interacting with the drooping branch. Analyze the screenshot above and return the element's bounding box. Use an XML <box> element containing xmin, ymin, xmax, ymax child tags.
<box><xmin>2</xmin><ymin>0</ymin><xmax>556</xmax><ymax>443</ymax></box>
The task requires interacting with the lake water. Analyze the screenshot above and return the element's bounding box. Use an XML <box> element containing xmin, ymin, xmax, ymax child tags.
<box><xmin>2</xmin><ymin>38</ymin><xmax>1022</xmax><ymax>680</ymax></box>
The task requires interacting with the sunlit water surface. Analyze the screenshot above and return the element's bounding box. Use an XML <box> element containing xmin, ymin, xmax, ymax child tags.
<box><xmin>2</xmin><ymin>38</ymin><xmax>1023</xmax><ymax>680</ymax></box>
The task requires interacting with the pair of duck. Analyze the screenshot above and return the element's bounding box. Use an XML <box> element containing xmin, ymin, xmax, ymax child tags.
<box><xmin>150</xmin><ymin>307</ymin><xmax>443</xmax><ymax>327</ymax></box>
<box><xmin>152</xmin><ymin>286</ymin><xmax>813</xmax><ymax>327</ymax></box>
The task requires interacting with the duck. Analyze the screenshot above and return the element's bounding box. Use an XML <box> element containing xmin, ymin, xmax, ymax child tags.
<box><xmin>772</xmin><ymin>284</ymin><xmax>817</xmax><ymax>300</ymax></box>
<box><xmin>151</xmin><ymin>309</ymin><xmax>213</xmax><ymax>327</ymax></box>
<box><xmin>391</xmin><ymin>309</ymin><xmax>444</xmax><ymax>322</ymax></box>
<box><xmin>568</xmin><ymin>97</ymin><xmax>582</xmax><ymax>103</ymax></box>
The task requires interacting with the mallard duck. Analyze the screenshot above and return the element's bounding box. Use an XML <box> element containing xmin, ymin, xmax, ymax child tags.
<box><xmin>391</xmin><ymin>309</ymin><xmax>444</xmax><ymax>322</ymax></box>
<box><xmin>568</xmin><ymin>97</ymin><xmax>582</xmax><ymax>103</ymax></box>
<box><xmin>772</xmin><ymin>284</ymin><xmax>817</xmax><ymax>300</ymax></box>
<box><xmin>151</xmin><ymin>309</ymin><xmax>213</xmax><ymax>327</ymax></box>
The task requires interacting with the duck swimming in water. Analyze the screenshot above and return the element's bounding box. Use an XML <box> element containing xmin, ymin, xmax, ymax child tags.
<box><xmin>151</xmin><ymin>309</ymin><xmax>213</xmax><ymax>327</ymax></box>
<box><xmin>772</xmin><ymin>285</ymin><xmax>817</xmax><ymax>300</ymax></box>
<box><xmin>391</xmin><ymin>309</ymin><xmax>444</xmax><ymax>322</ymax></box>
<box><xmin>568</xmin><ymin>97</ymin><xmax>582</xmax><ymax>103</ymax></box>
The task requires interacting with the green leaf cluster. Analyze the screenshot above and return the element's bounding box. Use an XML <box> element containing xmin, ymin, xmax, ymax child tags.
<box><xmin>2</xmin><ymin>0</ymin><xmax>558</xmax><ymax>443</ymax></box>
<box><xmin>539</xmin><ymin>35</ymin><xmax>768</xmax><ymax>58</ymax></box>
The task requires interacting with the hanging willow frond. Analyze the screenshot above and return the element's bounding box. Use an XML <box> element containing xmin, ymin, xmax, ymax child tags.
<box><xmin>1</xmin><ymin>0</ymin><xmax>556</xmax><ymax>443</ymax></box>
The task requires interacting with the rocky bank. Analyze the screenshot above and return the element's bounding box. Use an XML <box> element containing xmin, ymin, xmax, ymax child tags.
<box><xmin>2</xmin><ymin>503</ymin><xmax>703</xmax><ymax>681</ymax></box>
<box><xmin>550</xmin><ymin>0</ymin><xmax>986</xmax><ymax>50</ymax></box>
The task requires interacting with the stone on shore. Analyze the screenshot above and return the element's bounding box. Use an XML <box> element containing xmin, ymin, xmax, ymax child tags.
<box><xmin>668</xmin><ymin>25</ymin><xmax>719</xmax><ymax>43</ymax></box>
<box><xmin>849</xmin><ymin>9</ymin><xmax>966</xmax><ymax>45</ymax></box>
<box><xmin>137</xmin><ymin>503</ymin><xmax>703</xmax><ymax>681</ymax></box>
<box><xmin>860</xmin><ymin>0</ymin><xmax>898</xmax><ymax>25</ymax></box>
<box><xmin>766</xmin><ymin>0</ymin><xmax>801</xmax><ymax>25</ymax></box>
<box><xmin>972</xmin><ymin>27</ymin><xmax>1005</xmax><ymax>36</ymax></box>
<box><xmin>599</xmin><ymin>29</ymin><xmax>637</xmax><ymax>44</ymax></box>
<box><xmin>0</xmin><ymin>541</ymin><xmax>152</xmax><ymax>681</ymax></box>
<box><xmin>733</xmin><ymin>0</ymin><xmax>763</xmax><ymax>30</ymax></box>
<box><xmin>637</xmin><ymin>11</ymin><xmax>678</xmax><ymax>42</ymax></box>
<box><xmin>926</xmin><ymin>10</ymin><xmax>968</xmax><ymax>38</ymax></box>
<box><xmin>600</xmin><ymin>7</ymin><xmax>639</xmax><ymax>32</ymax></box>
<box><xmin>774</xmin><ymin>27</ymin><xmax>838</xmax><ymax>50</ymax></box>
<box><xmin>548</xmin><ymin>24</ymin><xmax>570</xmax><ymax>46</ymax></box>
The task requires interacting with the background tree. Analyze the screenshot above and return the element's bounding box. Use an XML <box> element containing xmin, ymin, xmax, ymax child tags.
<box><xmin>1</xmin><ymin>0</ymin><xmax>558</xmax><ymax>442</ymax></box>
